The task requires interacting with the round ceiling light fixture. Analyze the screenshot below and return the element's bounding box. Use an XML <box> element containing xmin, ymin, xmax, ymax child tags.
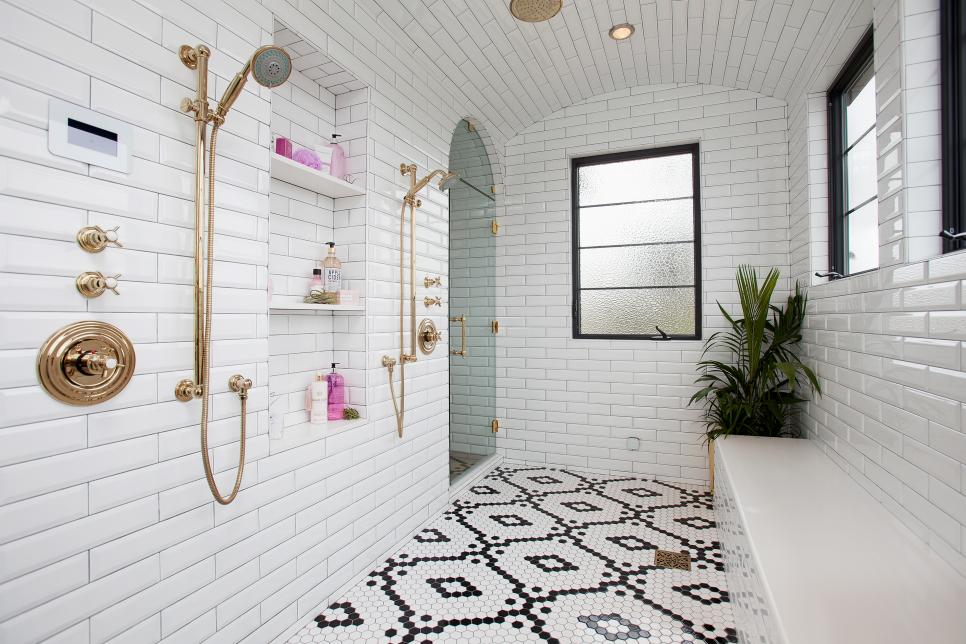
<box><xmin>509</xmin><ymin>0</ymin><xmax>562</xmax><ymax>23</ymax></box>
<box><xmin>609</xmin><ymin>23</ymin><xmax>635</xmax><ymax>41</ymax></box>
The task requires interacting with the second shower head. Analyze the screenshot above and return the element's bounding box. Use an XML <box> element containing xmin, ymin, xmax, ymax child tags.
<box><xmin>437</xmin><ymin>171</ymin><xmax>459</xmax><ymax>191</ymax></box>
<box><xmin>405</xmin><ymin>168</ymin><xmax>459</xmax><ymax>200</ymax></box>
<box><xmin>215</xmin><ymin>45</ymin><xmax>292</xmax><ymax>121</ymax></box>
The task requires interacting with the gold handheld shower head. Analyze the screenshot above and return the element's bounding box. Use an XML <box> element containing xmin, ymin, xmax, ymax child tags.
<box><xmin>405</xmin><ymin>169</ymin><xmax>458</xmax><ymax>200</ymax></box>
<box><xmin>215</xmin><ymin>45</ymin><xmax>292</xmax><ymax>121</ymax></box>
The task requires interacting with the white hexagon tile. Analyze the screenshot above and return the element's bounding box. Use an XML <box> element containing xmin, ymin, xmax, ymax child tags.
<box><xmin>287</xmin><ymin>465</ymin><xmax>738</xmax><ymax>644</ymax></box>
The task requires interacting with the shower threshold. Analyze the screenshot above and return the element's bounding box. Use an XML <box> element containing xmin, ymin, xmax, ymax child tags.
<box><xmin>449</xmin><ymin>450</ymin><xmax>487</xmax><ymax>483</ymax></box>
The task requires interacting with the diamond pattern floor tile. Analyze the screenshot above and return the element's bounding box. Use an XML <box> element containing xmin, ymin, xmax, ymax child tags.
<box><xmin>287</xmin><ymin>464</ymin><xmax>738</xmax><ymax>643</ymax></box>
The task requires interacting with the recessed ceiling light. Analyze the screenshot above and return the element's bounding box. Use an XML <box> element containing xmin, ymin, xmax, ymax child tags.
<box><xmin>609</xmin><ymin>23</ymin><xmax>635</xmax><ymax>41</ymax></box>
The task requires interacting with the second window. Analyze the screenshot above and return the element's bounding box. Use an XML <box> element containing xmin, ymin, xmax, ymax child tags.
<box><xmin>828</xmin><ymin>29</ymin><xmax>878</xmax><ymax>277</ymax></box>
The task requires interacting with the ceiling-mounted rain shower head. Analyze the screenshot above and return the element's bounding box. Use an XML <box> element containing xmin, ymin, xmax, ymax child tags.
<box><xmin>215</xmin><ymin>45</ymin><xmax>292</xmax><ymax>121</ymax></box>
<box><xmin>509</xmin><ymin>0</ymin><xmax>562</xmax><ymax>23</ymax></box>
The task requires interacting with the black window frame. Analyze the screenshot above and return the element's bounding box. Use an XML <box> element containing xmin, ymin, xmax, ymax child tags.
<box><xmin>827</xmin><ymin>27</ymin><xmax>876</xmax><ymax>278</ymax></box>
<box><xmin>942</xmin><ymin>0</ymin><xmax>966</xmax><ymax>253</ymax></box>
<box><xmin>570</xmin><ymin>144</ymin><xmax>702</xmax><ymax>341</ymax></box>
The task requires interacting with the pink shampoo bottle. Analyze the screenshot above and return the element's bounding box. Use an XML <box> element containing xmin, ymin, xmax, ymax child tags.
<box><xmin>326</xmin><ymin>362</ymin><xmax>345</xmax><ymax>420</ymax></box>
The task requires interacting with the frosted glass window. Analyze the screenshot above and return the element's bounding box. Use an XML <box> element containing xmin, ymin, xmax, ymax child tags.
<box><xmin>572</xmin><ymin>145</ymin><xmax>700</xmax><ymax>339</ymax></box>
<box><xmin>829</xmin><ymin>30</ymin><xmax>879</xmax><ymax>277</ymax></box>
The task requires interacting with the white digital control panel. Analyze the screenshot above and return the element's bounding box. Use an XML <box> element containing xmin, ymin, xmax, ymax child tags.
<box><xmin>48</xmin><ymin>99</ymin><xmax>131</xmax><ymax>173</ymax></box>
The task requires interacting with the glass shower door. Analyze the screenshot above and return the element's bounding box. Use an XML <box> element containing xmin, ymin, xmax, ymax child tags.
<box><xmin>448</xmin><ymin>120</ymin><xmax>496</xmax><ymax>482</ymax></box>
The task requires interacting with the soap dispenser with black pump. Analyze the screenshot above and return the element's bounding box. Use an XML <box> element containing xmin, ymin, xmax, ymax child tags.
<box><xmin>326</xmin><ymin>362</ymin><xmax>345</xmax><ymax>421</ymax></box>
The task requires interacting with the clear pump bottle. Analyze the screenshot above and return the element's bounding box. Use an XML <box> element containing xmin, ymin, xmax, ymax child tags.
<box><xmin>323</xmin><ymin>242</ymin><xmax>342</xmax><ymax>293</ymax></box>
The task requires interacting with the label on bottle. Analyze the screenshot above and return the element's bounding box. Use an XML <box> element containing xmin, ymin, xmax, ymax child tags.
<box><xmin>315</xmin><ymin>145</ymin><xmax>334</xmax><ymax>165</ymax></box>
<box><xmin>324</xmin><ymin>267</ymin><xmax>341</xmax><ymax>292</ymax></box>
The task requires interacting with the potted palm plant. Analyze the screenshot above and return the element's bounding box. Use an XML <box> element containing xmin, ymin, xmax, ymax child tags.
<box><xmin>690</xmin><ymin>265</ymin><xmax>820</xmax><ymax>492</ymax></box>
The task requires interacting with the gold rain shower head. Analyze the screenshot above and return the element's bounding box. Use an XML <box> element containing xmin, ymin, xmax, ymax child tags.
<box><xmin>509</xmin><ymin>0</ymin><xmax>562</xmax><ymax>23</ymax></box>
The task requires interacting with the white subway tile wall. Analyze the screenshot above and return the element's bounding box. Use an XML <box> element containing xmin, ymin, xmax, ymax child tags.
<box><xmin>2</xmin><ymin>0</ymin><xmax>966</xmax><ymax>640</ymax></box>
<box><xmin>495</xmin><ymin>83</ymin><xmax>791</xmax><ymax>484</ymax></box>
<box><xmin>0</xmin><ymin>0</ymin><xmax>479</xmax><ymax>641</ymax></box>
<box><xmin>788</xmin><ymin>0</ymin><xmax>966</xmax><ymax>577</ymax></box>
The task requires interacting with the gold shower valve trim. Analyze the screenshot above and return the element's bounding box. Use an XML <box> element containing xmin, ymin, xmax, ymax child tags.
<box><xmin>424</xmin><ymin>296</ymin><xmax>442</xmax><ymax>307</ymax></box>
<box><xmin>77</xmin><ymin>225</ymin><xmax>122</xmax><ymax>253</ymax></box>
<box><xmin>76</xmin><ymin>272</ymin><xmax>121</xmax><ymax>298</ymax></box>
<box><xmin>418</xmin><ymin>318</ymin><xmax>442</xmax><ymax>355</ymax></box>
<box><xmin>424</xmin><ymin>275</ymin><xmax>442</xmax><ymax>288</ymax></box>
<box><xmin>37</xmin><ymin>321</ymin><xmax>135</xmax><ymax>405</ymax></box>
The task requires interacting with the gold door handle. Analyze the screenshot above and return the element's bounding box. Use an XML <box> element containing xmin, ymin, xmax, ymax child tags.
<box><xmin>449</xmin><ymin>315</ymin><xmax>466</xmax><ymax>356</ymax></box>
<box><xmin>76</xmin><ymin>272</ymin><xmax>121</xmax><ymax>298</ymax></box>
<box><xmin>77</xmin><ymin>225</ymin><xmax>123</xmax><ymax>253</ymax></box>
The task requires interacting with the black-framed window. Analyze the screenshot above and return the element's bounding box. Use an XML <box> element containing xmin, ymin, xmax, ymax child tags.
<box><xmin>571</xmin><ymin>144</ymin><xmax>701</xmax><ymax>340</ymax></box>
<box><xmin>942</xmin><ymin>0</ymin><xmax>966</xmax><ymax>252</ymax></box>
<box><xmin>827</xmin><ymin>28</ymin><xmax>878</xmax><ymax>277</ymax></box>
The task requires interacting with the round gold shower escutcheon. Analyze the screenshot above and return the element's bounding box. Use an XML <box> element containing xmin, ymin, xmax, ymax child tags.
<box><xmin>417</xmin><ymin>318</ymin><xmax>443</xmax><ymax>355</ymax></box>
<box><xmin>509</xmin><ymin>0</ymin><xmax>562</xmax><ymax>23</ymax></box>
<box><xmin>37</xmin><ymin>321</ymin><xmax>135</xmax><ymax>405</ymax></box>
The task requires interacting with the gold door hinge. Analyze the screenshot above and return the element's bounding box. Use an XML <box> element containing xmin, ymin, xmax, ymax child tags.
<box><xmin>491</xmin><ymin>320</ymin><xmax>499</xmax><ymax>334</ymax></box>
<box><xmin>490</xmin><ymin>220</ymin><xmax>499</xmax><ymax>235</ymax></box>
<box><xmin>491</xmin><ymin>419</ymin><xmax>499</xmax><ymax>433</ymax></box>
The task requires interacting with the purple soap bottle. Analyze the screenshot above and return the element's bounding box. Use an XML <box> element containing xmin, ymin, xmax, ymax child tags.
<box><xmin>326</xmin><ymin>362</ymin><xmax>345</xmax><ymax>421</ymax></box>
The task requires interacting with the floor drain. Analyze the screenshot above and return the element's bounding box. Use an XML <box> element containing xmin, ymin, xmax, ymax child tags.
<box><xmin>654</xmin><ymin>549</ymin><xmax>691</xmax><ymax>571</ymax></box>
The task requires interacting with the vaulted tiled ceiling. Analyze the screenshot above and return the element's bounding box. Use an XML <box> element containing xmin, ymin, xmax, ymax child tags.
<box><xmin>378</xmin><ymin>0</ymin><xmax>857</xmax><ymax>139</ymax></box>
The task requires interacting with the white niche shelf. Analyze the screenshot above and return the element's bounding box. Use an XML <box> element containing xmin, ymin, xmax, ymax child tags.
<box><xmin>269</xmin><ymin>417</ymin><xmax>368</xmax><ymax>453</ymax></box>
<box><xmin>268</xmin><ymin>301</ymin><xmax>364</xmax><ymax>313</ymax></box>
<box><xmin>270</xmin><ymin>153</ymin><xmax>364</xmax><ymax>198</ymax></box>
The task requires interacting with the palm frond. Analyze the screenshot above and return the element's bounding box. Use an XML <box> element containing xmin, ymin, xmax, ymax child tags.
<box><xmin>690</xmin><ymin>266</ymin><xmax>821</xmax><ymax>441</ymax></box>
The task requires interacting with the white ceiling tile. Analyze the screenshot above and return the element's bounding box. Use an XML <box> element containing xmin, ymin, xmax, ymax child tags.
<box><xmin>356</xmin><ymin>1</ymin><xmax>861</xmax><ymax>137</ymax></box>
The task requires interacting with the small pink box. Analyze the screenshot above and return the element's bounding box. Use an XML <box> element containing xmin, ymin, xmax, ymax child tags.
<box><xmin>275</xmin><ymin>137</ymin><xmax>293</xmax><ymax>158</ymax></box>
<box><xmin>338</xmin><ymin>289</ymin><xmax>359</xmax><ymax>305</ymax></box>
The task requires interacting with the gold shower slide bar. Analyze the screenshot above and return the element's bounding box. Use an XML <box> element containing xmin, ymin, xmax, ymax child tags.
<box><xmin>383</xmin><ymin>164</ymin><xmax>457</xmax><ymax>438</ymax></box>
<box><xmin>174</xmin><ymin>43</ymin><xmax>291</xmax><ymax>505</ymax></box>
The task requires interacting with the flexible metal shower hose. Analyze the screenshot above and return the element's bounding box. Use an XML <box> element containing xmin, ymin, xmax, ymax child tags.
<box><xmin>200</xmin><ymin>124</ymin><xmax>246</xmax><ymax>505</ymax></box>
<box><xmin>385</xmin><ymin>198</ymin><xmax>409</xmax><ymax>438</ymax></box>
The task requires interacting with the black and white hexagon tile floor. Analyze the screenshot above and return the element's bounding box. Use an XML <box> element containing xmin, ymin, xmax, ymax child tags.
<box><xmin>287</xmin><ymin>465</ymin><xmax>738</xmax><ymax>644</ymax></box>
